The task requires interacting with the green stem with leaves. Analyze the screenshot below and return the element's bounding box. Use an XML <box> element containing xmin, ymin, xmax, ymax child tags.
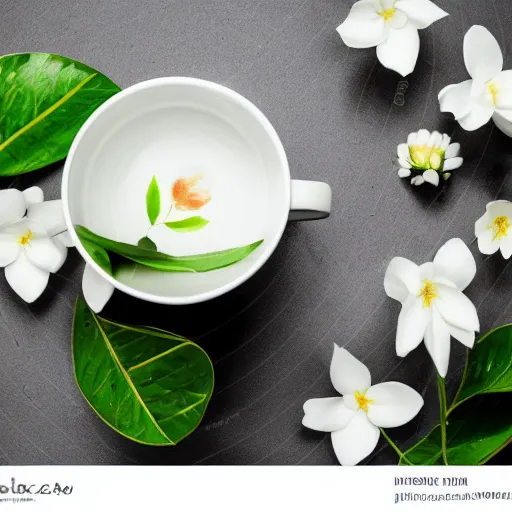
<box><xmin>380</xmin><ymin>428</ymin><xmax>412</xmax><ymax>465</ymax></box>
<box><xmin>437</xmin><ymin>375</ymin><xmax>449</xmax><ymax>465</ymax></box>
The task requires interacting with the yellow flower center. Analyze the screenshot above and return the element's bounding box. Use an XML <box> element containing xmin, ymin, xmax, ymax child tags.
<box><xmin>18</xmin><ymin>229</ymin><xmax>33</xmax><ymax>246</ymax></box>
<box><xmin>418</xmin><ymin>279</ymin><xmax>437</xmax><ymax>308</ymax></box>
<box><xmin>487</xmin><ymin>81</ymin><xmax>499</xmax><ymax>106</ymax></box>
<box><xmin>378</xmin><ymin>7</ymin><xmax>395</xmax><ymax>21</ymax></box>
<box><xmin>492</xmin><ymin>216</ymin><xmax>510</xmax><ymax>240</ymax></box>
<box><xmin>354</xmin><ymin>391</ymin><xmax>373</xmax><ymax>413</ymax></box>
<box><xmin>409</xmin><ymin>145</ymin><xmax>445</xmax><ymax>171</ymax></box>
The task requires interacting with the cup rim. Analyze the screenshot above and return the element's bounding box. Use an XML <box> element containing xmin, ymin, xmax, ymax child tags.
<box><xmin>62</xmin><ymin>76</ymin><xmax>291</xmax><ymax>305</ymax></box>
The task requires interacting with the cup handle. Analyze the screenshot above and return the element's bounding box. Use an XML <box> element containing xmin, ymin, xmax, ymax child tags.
<box><xmin>289</xmin><ymin>180</ymin><xmax>332</xmax><ymax>221</ymax></box>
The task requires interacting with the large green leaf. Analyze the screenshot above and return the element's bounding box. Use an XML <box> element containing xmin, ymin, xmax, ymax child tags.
<box><xmin>400</xmin><ymin>395</ymin><xmax>512</xmax><ymax>465</ymax></box>
<box><xmin>399</xmin><ymin>325</ymin><xmax>512</xmax><ymax>465</ymax></box>
<box><xmin>165</xmin><ymin>216</ymin><xmax>210</xmax><ymax>232</ymax></box>
<box><xmin>455</xmin><ymin>324</ymin><xmax>512</xmax><ymax>404</ymax></box>
<box><xmin>72</xmin><ymin>298</ymin><xmax>214</xmax><ymax>445</ymax></box>
<box><xmin>76</xmin><ymin>225</ymin><xmax>263</xmax><ymax>273</ymax></box>
<box><xmin>146</xmin><ymin>176</ymin><xmax>161</xmax><ymax>225</ymax></box>
<box><xmin>0</xmin><ymin>53</ymin><xmax>120</xmax><ymax>176</ymax></box>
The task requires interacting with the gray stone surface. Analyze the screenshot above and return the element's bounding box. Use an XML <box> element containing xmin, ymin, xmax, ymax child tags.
<box><xmin>1</xmin><ymin>0</ymin><xmax>511</xmax><ymax>464</ymax></box>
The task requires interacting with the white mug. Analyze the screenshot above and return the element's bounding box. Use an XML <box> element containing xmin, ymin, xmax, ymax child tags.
<box><xmin>62</xmin><ymin>77</ymin><xmax>331</xmax><ymax>309</ymax></box>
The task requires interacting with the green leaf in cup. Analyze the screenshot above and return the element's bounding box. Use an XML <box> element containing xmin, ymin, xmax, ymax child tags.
<box><xmin>80</xmin><ymin>238</ymin><xmax>113</xmax><ymax>276</ymax></box>
<box><xmin>73</xmin><ymin>298</ymin><xmax>214</xmax><ymax>445</ymax></box>
<box><xmin>137</xmin><ymin>236</ymin><xmax>157</xmax><ymax>251</ymax></box>
<box><xmin>0</xmin><ymin>53</ymin><xmax>121</xmax><ymax>176</ymax></box>
<box><xmin>146</xmin><ymin>176</ymin><xmax>161</xmax><ymax>225</ymax></box>
<box><xmin>165</xmin><ymin>216</ymin><xmax>210</xmax><ymax>233</ymax></box>
<box><xmin>75</xmin><ymin>225</ymin><xmax>263</xmax><ymax>273</ymax></box>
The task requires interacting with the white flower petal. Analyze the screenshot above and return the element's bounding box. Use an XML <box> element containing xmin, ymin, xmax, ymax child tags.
<box><xmin>399</xmin><ymin>158</ymin><xmax>411</xmax><ymax>169</ymax></box>
<box><xmin>424</xmin><ymin>306</ymin><xmax>451</xmax><ymax>378</ymax></box>
<box><xmin>423</xmin><ymin>169</ymin><xmax>439</xmax><ymax>186</ymax></box>
<box><xmin>395</xmin><ymin>0</ymin><xmax>448</xmax><ymax>29</ymax></box>
<box><xmin>337</xmin><ymin>1</ymin><xmax>389</xmax><ymax>49</ymax></box>
<box><xmin>5</xmin><ymin>252</ymin><xmax>50</xmax><ymax>303</ymax></box>
<box><xmin>438</xmin><ymin>81</ymin><xmax>473</xmax><ymax>120</ymax></box>
<box><xmin>82</xmin><ymin>263</ymin><xmax>115</xmax><ymax>314</ymax></box>
<box><xmin>458</xmin><ymin>104</ymin><xmax>494</xmax><ymax>131</ymax></box>
<box><xmin>302</xmin><ymin>397</ymin><xmax>356</xmax><ymax>432</ymax></box>
<box><xmin>487</xmin><ymin>200</ymin><xmax>512</xmax><ymax>218</ymax></box>
<box><xmin>397</xmin><ymin>143</ymin><xmax>410</xmax><ymax>161</ymax></box>
<box><xmin>443</xmin><ymin>157</ymin><xmax>463</xmax><ymax>171</ymax></box>
<box><xmin>376</xmin><ymin>25</ymin><xmax>420</xmax><ymax>77</ymax></box>
<box><xmin>500</xmin><ymin>236</ymin><xmax>512</xmax><ymax>259</ymax></box>
<box><xmin>492</xmin><ymin>70</ymin><xmax>512</xmax><ymax>109</ymax></box>
<box><xmin>330</xmin><ymin>345</ymin><xmax>371</xmax><ymax>396</ymax></box>
<box><xmin>331</xmin><ymin>412</ymin><xmax>380</xmax><ymax>466</ymax></box>
<box><xmin>416</xmin><ymin>129</ymin><xmax>430</xmax><ymax>145</ymax></box>
<box><xmin>0</xmin><ymin>240</ymin><xmax>21</xmax><ymax>267</ymax></box>
<box><xmin>411</xmin><ymin>175</ymin><xmax>424</xmax><ymax>186</ymax></box>
<box><xmin>419</xmin><ymin>261</ymin><xmax>435</xmax><ymax>280</ymax></box>
<box><xmin>492</xmin><ymin>110</ymin><xmax>512</xmax><ymax>137</ymax></box>
<box><xmin>343</xmin><ymin>393</ymin><xmax>360</xmax><ymax>411</ymax></box>
<box><xmin>436</xmin><ymin>284</ymin><xmax>479</xmax><ymax>333</ymax></box>
<box><xmin>389</xmin><ymin>9</ymin><xmax>407</xmax><ymax>29</ymax></box>
<box><xmin>428</xmin><ymin>131</ymin><xmax>442</xmax><ymax>148</ymax></box>
<box><xmin>407</xmin><ymin>132</ymin><xmax>418</xmax><ymax>146</ymax></box>
<box><xmin>384</xmin><ymin>256</ymin><xmax>421</xmax><ymax>303</ymax></box>
<box><xmin>464</xmin><ymin>25</ymin><xmax>503</xmax><ymax>82</ymax></box>
<box><xmin>22</xmin><ymin>187</ymin><xmax>44</xmax><ymax>206</ymax></box>
<box><xmin>54</xmin><ymin>231</ymin><xmax>74</xmax><ymax>248</ymax></box>
<box><xmin>440</xmin><ymin>133</ymin><xmax>451</xmax><ymax>150</ymax></box>
<box><xmin>25</xmin><ymin>235</ymin><xmax>66</xmax><ymax>273</ymax></box>
<box><xmin>396</xmin><ymin>295</ymin><xmax>430</xmax><ymax>357</ymax></box>
<box><xmin>447</xmin><ymin>324</ymin><xmax>475</xmax><ymax>349</ymax></box>
<box><xmin>380</xmin><ymin>0</ymin><xmax>395</xmax><ymax>9</ymax></box>
<box><xmin>366</xmin><ymin>382</ymin><xmax>424</xmax><ymax>428</ymax></box>
<box><xmin>433</xmin><ymin>238</ymin><xmax>476</xmax><ymax>292</ymax></box>
<box><xmin>0</xmin><ymin>189</ymin><xmax>26</xmax><ymax>227</ymax></box>
<box><xmin>445</xmin><ymin>143</ymin><xmax>460</xmax><ymax>159</ymax></box>
<box><xmin>27</xmin><ymin>200</ymin><xmax>67</xmax><ymax>237</ymax></box>
<box><xmin>398</xmin><ymin>168</ymin><xmax>411</xmax><ymax>178</ymax></box>
<box><xmin>475</xmin><ymin>211</ymin><xmax>490</xmax><ymax>237</ymax></box>
<box><xmin>477</xmin><ymin>228</ymin><xmax>500</xmax><ymax>255</ymax></box>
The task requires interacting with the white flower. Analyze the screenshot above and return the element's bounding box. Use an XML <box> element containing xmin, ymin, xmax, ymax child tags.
<box><xmin>0</xmin><ymin>187</ymin><xmax>73</xmax><ymax>303</ymax></box>
<box><xmin>384</xmin><ymin>238</ymin><xmax>479</xmax><ymax>377</ymax></box>
<box><xmin>337</xmin><ymin>0</ymin><xmax>448</xmax><ymax>77</ymax></box>
<box><xmin>397</xmin><ymin>130</ymin><xmax>463</xmax><ymax>186</ymax></box>
<box><xmin>302</xmin><ymin>345</ymin><xmax>423</xmax><ymax>466</ymax></box>
<box><xmin>475</xmin><ymin>200</ymin><xmax>512</xmax><ymax>258</ymax></box>
<box><xmin>438</xmin><ymin>26</ymin><xmax>512</xmax><ymax>136</ymax></box>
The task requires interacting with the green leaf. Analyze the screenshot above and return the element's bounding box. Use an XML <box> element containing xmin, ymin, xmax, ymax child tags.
<box><xmin>72</xmin><ymin>298</ymin><xmax>214</xmax><ymax>445</ymax></box>
<box><xmin>165</xmin><ymin>216</ymin><xmax>210</xmax><ymax>233</ymax></box>
<box><xmin>455</xmin><ymin>324</ymin><xmax>512</xmax><ymax>404</ymax></box>
<box><xmin>146</xmin><ymin>176</ymin><xmax>161</xmax><ymax>225</ymax></box>
<box><xmin>0</xmin><ymin>53</ymin><xmax>121</xmax><ymax>176</ymax></box>
<box><xmin>137</xmin><ymin>236</ymin><xmax>157</xmax><ymax>251</ymax></box>
<box><xmin>80</xmin><ymin>239</ymin><xmax>112</xmax><ymax>275</ymax></box>
<box><xmin>400</xmin><ymin>395</ymin><xmax>512</xmax><ymax>465</ymax></box>
<box><xmin>75</xmin><ymin>225</ymin><xmax>263</xmax><ymax>273</ymax></box>
<box><xmin>399</xmin><ymin>325</ymin><xmax>512</xmax><ymax>465</ymax></box>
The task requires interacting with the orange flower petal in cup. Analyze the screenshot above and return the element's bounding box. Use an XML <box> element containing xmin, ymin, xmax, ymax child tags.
<box><xmin>171</xmin><ymin>174</ymin><xmax>211</xmax><ymax>211</ymax></box>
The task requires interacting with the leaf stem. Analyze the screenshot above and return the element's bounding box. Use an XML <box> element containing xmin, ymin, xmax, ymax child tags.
<box><xmin>380</xmin><ymin>428</ymin><xmax>412</xmax><ymax>465</ymax></box>
<box><xmin>437</xmin><ymin>375</ymin><xmax>449</xmax><ymax>465</ymax></box>
<box><xmin>146</xmin><ymin>204</ymin><xmax>174</xmax><ymax>236</ymax></box>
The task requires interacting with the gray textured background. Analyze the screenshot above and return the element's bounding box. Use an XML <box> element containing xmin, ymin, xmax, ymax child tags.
<box><xmin>1</xmin><ymin>0</ymin><xmax>511</xmax><ymax>464</ymax></box>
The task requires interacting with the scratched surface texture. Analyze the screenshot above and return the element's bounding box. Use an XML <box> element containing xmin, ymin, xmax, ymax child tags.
<box><xmin>1</xmin><ymin>0</ymin><xmax>511</xmax><ymax>465</ymax></box>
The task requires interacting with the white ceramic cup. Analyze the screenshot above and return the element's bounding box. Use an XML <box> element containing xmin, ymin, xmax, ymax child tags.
<box><xmin>62</xmin><ymin>77</ymin><xmax>331</xmax><ymax>307</ymax></box>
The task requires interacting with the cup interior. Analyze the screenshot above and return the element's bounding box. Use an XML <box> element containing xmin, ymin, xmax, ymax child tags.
<box><xmin>64</xmin><ymin>78</ymin><xmax>290</xmax><ymax>304</ymax></box>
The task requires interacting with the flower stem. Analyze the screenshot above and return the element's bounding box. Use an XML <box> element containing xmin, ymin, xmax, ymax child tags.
<box><xmin>380</xmin><ymin>428</ymin><xmax>412</xmax><ymax>465</ymax></box>
<box><xmin>437</xmin><ymin>375</ymin><xmax>449</xmax><ymax>465</ymax></box>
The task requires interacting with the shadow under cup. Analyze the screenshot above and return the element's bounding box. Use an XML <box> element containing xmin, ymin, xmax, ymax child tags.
<box><xmin>63</xmin><ymin>78</ymin><xmax>291</xmax><ymax>304</ymax></box>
